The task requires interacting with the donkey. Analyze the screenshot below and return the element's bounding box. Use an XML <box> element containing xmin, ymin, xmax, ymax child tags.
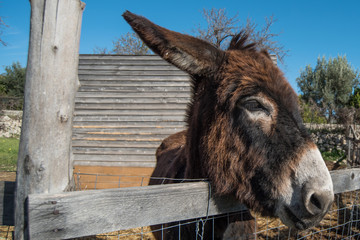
<box><xmin>123</xmin><ymin>11</ymin><xmax>334</xmax><ymax>239</ymax></box>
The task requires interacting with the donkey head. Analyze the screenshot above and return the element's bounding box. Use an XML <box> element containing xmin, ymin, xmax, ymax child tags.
<box><xmin>123</xmin><ymin>11</ymin><xmax>334</xmax><ymax>230</ymax></box>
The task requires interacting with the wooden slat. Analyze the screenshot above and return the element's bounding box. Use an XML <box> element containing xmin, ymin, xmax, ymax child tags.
<box><xmin>75</xmin><ymin>91</ymin><xmax>190</xmax><ymax>98</ymax></box>
<box><xmin>73</xmin><ymin>154</ymin><xmax>155</xmax><ymax>162</ymax></box>
<box><xmin>74</xmin><ymin>110</ymin><xmax>186</xmax><ymax>117</ymax></box>
<box><xmin>73</xmin><ymin>166</ymin><xmax>154</xmax><ymax>177</ymax></box>
<box><xmin>72</xmin><ymin>132</ymin><xmax>171</xmax><ymax>139</ymax></box>
<box><xmin>77</xmin><ymin>82</ymin><xmax>190</xmax><ymax>87</ymax></box>
<box><xmin>78</xmin><ymin>75</ymin><xmax>190</xmax><ymax>81</ymax></box>
<box><xmin>71</xmin><ymin>140</ymin><xmax>159</xmax><ymax>148</ymax></box>
<box><xmin>73</xmin><ymin>123</ymin><xmax>185</xmax><ymax>129</ymax></box>
<box><xmin>73</xmin><ymin>138</ymin><xmax>161</xmax><ymax>144</ymax></box>
<box><xmin>330</xmin><ymin>168</ymin><xmax>360</xmax><ymax>194</ymax></box>
<box><xmin>77</xmin><ymin>85</ymin><xmax>191</xmax><ymax>92</ymax></box>
<box><xmin>73</xmin><ymin>161</ymin><xmax>156</xmax><ymax>168</ymax></box>
<box><xmin>74</xmin><ymin>97</ymin><xmax>190</xmax><ymax>104</ymax></box>
<box><xmin>78</xmin><ymin>81</ymin><xmax>189</xmax><ymax>88</ymax></box>
<box><xmin>78</xmin><ymin>65</ymin><xmax>180</xmax><ymax>71</ymax></box>
<box><xmin>72</xmin><ymin>127</ymin><xmax>185</xmax><ymax>134</ymax></box>
<box><xmin>79</xmin><ymin>54</ymin><xmax>163</xmax><ymax>60</ymax></box>
<box><xmin>72</xmin><ymin>147</ymin><xmax>156</xmax><ymax>155</ymax></box>
<box><xmin>78</xmin><ymin>70</ymin><xmax>188</xmax><ymax>76</ymax></box>
<box><xmin>27</xmin><ymin>182</ymin><xmax>247</xmax><ymax>239</ymax></box>
<box><xmin>79</xmin><ymin>59</ymin><xmax>170</xmax><ymax>66</ymax></box>
<box><xmin>75</xmin><ymin>103</ymin><xmax>188</xmax><ymax>110</ymax></box>
<box><xmin>73</xmin><ymin>115</ymin><xmax>186</xmax><ymax>122</ymax></box>
<box><xmin>73</xmin><ymin>121</ymin><xmax>185</xmax><ymax>127</ymax></box>
<box><xmin>72</xmin><ymin>134</ymin><xmax>165</xmax><ymax>142</ymax></box>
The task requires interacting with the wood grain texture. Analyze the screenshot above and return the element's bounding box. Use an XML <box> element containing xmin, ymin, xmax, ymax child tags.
<box><xmin>330</xmin><ymin>168</ymin><xmax>360</xmax><ymax>194</ymax></box>
<box><xmin>27</xmin><ymin>182</ymin><xmax>247</xmax><ymax>239</ymax></box>
<box><xmin>15</xmin><ymin>1</ymin><xmax>85</xmax><ymax>239</ymax></box>
<box><xmin>73</xmin><ymin>55</ymin><xmax>191</xmax><ymax>167</ymax></box>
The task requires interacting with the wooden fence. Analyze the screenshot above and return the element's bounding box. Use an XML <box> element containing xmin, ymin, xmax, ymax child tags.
<box><xmin>347</xmin><ymin>125</ymin><xmax>360</xmax><ymax>167</ymax></box>
<box><xmin>1</xmin><ymin>168</ymin><xmax>360</xmax><ymax>239</ymax></box>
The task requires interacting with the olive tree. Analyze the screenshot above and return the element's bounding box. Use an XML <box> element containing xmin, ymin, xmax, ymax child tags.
<box><xmin>297</xmin><ymin>55</ymin><xmax>359</xmax><ymax>122</ymax></box>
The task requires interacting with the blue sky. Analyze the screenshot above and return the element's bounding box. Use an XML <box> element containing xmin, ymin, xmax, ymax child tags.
<box><xmin>1</xmin><ymin>0</ymin><xmax>359</xmax><ymax>92</ymax></box>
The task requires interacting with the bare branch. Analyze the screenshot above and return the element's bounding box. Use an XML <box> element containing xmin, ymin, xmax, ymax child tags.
<box><xmin>93</xmin><ymin>32</ymin><xmax>152</xmax><ymax>55</ymax></box>
<box><xmin>193</xmin><ymin>8</ymin><xmax>289</xmax><ymax>64</ymax></box>
<box><xmin>93</xmin><ymin>46</ymin><xmax>109</xmax><ymax>54</ymax></box>
<box><xmin>193</xmin><ymin>8</ymin><xmax>240</xmax><ymax>48</ymax></box>
<box><xmin>0</xmin><ymin>16</ymin><xmax>9</xmax><ymax>46</ymax></box>
<box><xmin>111</xmin><ymin>32</ymin><xmax>152</xmax><ymax>55</ymax></box>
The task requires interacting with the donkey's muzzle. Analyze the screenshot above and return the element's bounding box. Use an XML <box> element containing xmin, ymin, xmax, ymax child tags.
<box><xmin>277</xmin><ymin>147</ymin><xmax>334</xmax><ymax>230</ymax></box>
<box><xmin>283</xmin><ymin>182</ymin><xmax>334</xmax><ymax>230</ymax></box>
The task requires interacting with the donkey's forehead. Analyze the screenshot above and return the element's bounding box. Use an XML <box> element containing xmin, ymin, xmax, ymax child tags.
<box><xmin>219</xmin><ymin>50</ymin><xmax>298</xmax><ymax>108</ymax></box>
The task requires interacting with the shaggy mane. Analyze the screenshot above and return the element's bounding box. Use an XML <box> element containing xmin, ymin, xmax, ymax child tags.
<box><xmin>228</xmin><ymin>32</ymin><xmax>257</xmax><ymax>51</ymax></box>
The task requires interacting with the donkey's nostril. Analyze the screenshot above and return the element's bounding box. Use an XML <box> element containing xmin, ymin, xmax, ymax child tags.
<box><xmin>303</xmin><ymin>183</ymin><xmax>334</xmax><ymax>216</ymax></box>
<box><xmin>309</xmin><ymin>193</ymin><xmax>323</xmax><ymax>212</ymax></box>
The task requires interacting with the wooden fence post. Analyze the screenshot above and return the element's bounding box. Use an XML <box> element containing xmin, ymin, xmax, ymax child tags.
<box><xmin>14</xmin><ymin>0</ymin><xmax>85</xmax><ymax>239</ymax></box>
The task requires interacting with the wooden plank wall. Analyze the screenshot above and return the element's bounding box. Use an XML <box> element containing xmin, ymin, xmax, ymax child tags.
<box><xmin>73</xmin><ymin>55</ymin><xmax>190</xmax><ymax>168</ymax></box>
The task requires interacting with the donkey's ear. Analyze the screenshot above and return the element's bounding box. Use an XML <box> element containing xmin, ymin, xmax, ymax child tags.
<box><xmin>123</xmin><ymin>11</ymin><xmax>224</xmax><ymax>76</ymax></box>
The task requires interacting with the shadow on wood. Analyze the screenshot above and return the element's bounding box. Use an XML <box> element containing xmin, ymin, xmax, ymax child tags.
<box><xmin>0</xmin><ymin>181</ymin><xmax>15</xmax><ymax>226</ymax></box>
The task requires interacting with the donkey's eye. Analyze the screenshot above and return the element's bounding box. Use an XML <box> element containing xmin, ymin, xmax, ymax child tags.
<box><xmin>243</xmin><ymin>100</ymin><xmax>270</xmax><ymax>115</ymax></box>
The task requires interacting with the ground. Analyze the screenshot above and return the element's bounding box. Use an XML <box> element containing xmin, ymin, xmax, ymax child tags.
<box><xmin>0</xmin><ymin>171</ymin><xmax>16</xmax><ymax>181</ymax></box>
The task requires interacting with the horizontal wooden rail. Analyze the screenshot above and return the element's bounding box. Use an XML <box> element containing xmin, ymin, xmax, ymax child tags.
<box><xmin>331</xmin><ymin>168</ymin><xmax>360</xmax><ymax>194</ymax></box>
<box><xmin>26</xmin><ymin>168</ymin><xmax>360</xmax><ymax>239</ymax></box>
<box><xmin>27</xmin><ymin>181</ymin><xmax>247</xmax><ymax>239</ymax></box>
<box><xmin>1</xmin><ymin>168</ymin><xmax>360</xmax><ymax>239</ymax></box>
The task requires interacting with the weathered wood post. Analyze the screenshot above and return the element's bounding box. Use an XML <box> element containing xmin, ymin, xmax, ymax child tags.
<box><xmin>15</xmin><ymin>0</ymin><xmax>85</xmax><ymax>239</ymax></box>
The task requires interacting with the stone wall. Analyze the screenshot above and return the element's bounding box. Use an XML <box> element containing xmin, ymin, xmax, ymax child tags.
<box><xmin>310</xmin><ymin>131</ymin><xmax>347</xmax><ymax>153</ymax></box>
<box><xmin>0</xmin><ymin>110</ymin><xmax>22</xmax><ymax>138</ymax></box>
<box><xmin>305</xmin><ymin>123</ymin><xmax>353</xmax><ymax>153</ymax></box>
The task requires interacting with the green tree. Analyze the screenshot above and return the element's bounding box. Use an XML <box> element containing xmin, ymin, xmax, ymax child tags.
<box><xmin>349</xmin><ymin>87</ymin><xmax>360</xmax><ymax>108</ymax></box>
<box><xmin>0</xmin><ymin>62</ymin><xmax>26</xmax><ymax>97</ymax></box>
<box><xmin>298</xmin><ymin>97</ymin><xmax>327</xmax><ymax>124</ymax></box>
<box><xmin>297</xmin><ymin>56</ymin><xmax>359</xmax><ymax>122</ymax></box>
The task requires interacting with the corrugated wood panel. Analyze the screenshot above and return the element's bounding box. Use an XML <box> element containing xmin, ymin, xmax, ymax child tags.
<box><xmin>73</xmin><ymin>55</ymin><xmax>190</xmax><ymax>167</ymax></box>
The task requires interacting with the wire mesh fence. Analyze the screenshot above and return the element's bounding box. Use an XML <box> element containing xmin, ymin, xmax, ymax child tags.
<box><xmin>72</xmin><ymin>171</ymin><xmax>360</xmax><ymax>240</ymax></box>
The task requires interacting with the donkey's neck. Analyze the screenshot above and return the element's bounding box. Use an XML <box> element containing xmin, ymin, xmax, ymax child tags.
<box><xmin>184</xmin><ymin>117</ymin><xmax>206</xmax><ymax>179</ymax></box>
<box><xmin>184</xmin><ymin>81</ymin><xmax>217</xmax><ymax>179</ymax></box>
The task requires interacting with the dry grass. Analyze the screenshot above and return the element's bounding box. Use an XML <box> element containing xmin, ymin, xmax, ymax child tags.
<box><xmin>0</xmin><ymin>226</ymin><xmax>14</xmax><ymax>240</ymax></box>
<box><xmin>74</xmin><ymin>226</ymin><xmax>156</xmax><ymax>240</ymax></box>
